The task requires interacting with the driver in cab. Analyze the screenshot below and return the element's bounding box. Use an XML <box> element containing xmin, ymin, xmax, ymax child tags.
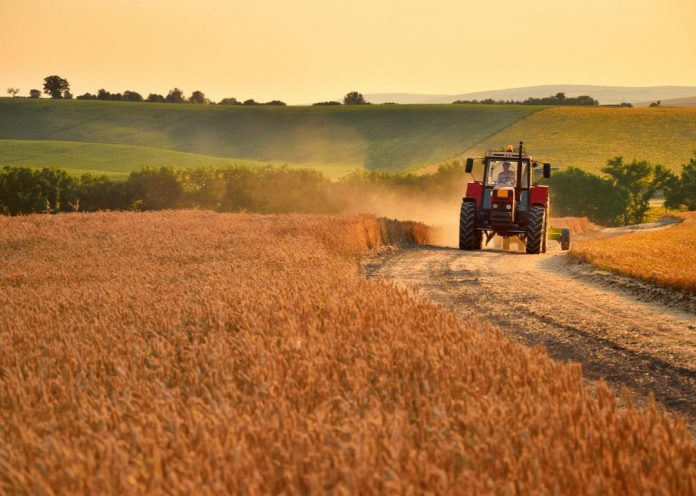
<box><xmin>496</xmin><ymin>161</ymin><xmax>516</xmax><ymax>186</ymax></box>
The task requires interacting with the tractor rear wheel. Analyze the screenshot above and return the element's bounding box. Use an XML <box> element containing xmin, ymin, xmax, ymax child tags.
<box><xmin>459</xmin><ymin>201</ymin><xmax>481</xmax><ymax>250</ymax></box>
<box><xmin>526</xmin><ymin>205</ymin><xmax>546</xmax><ymax>254</ymax></box>
<box><xmin>542</xmin><ymin>211</ymin><xmax>548</xmax><ymax>253</ymax></box>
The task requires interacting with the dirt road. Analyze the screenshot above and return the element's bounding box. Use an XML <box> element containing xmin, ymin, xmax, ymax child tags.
<box><xmin>364</xmin><ymin>240</ymin><xmax>696</xmax><ymax>429</ymax></box>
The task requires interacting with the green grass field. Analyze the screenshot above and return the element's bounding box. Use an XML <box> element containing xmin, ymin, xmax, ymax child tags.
<box><xmin>0</xmin><ymin>140</ymin><xmax>359</xmax><ymax>179</ymax></box>
<box><xmin>2</xmin><ymin>99</ymin><xmax>694</xmax><ymax>178</ymax></box>
<box><xmin>0</xmin><ymin>98</ymin><xmax>541</xmax><ymax>175</ymax></box>
<box><xmin>463</xmin><ymin>106</ymin><xmax>696</xmax><ymax>174</ymax></box>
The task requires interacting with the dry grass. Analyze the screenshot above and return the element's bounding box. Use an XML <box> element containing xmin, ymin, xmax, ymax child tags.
<box><xmin>571</xmin><ymin>212</ymin><xmax>696</xmax><ymax>293</ymax></box>
<box><xmin>0</xmin><ymin>211</ymin><xmax>694</xmax><ymax>494</ymax></box>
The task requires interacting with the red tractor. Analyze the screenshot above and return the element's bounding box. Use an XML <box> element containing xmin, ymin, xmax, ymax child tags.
<box><xmin>459</xmin><ymin>142</ymin><xmax>570</xmax><ymax>254</ymax></box>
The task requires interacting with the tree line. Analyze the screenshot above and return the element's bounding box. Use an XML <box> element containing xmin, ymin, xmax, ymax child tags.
<box><xmin>1</xmin><ymin>153</ymin><xmax>694</xmax><ymax>224</ymax></box>
<box><xmin>7</xmin><ymin>75</ymin><xmax>377</xmax><ymax>106</ymax></box>
<box><xmin>11</xmin><ymin>77</ymin><xmax>632</xmax><ymax>108</ymax></box>
<box><xmin>453</xmin><ymin>92</ymin><xmax>606</xmax><ymax>106</ymax></box>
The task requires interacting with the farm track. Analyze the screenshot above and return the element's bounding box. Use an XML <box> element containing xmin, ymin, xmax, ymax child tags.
<box><xmin>364</xmin><ymin>243</ymin><xmax>696</xmax><ymax>431</ymax></box>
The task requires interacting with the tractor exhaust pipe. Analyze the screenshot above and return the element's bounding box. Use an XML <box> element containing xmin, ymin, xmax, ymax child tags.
<box><xmin>516</xmin><ymin>141</ymin><xmax>523</xmax><ymax>202</ymax></box>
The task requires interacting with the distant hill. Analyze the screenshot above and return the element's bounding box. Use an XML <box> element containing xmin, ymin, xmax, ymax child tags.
<box><xmin>462</xmin><ymin>107</ymin><xmax>696</xmax><ymax>174</ymax></box>
<box><xmin>366</xmin><ymin>85</ymin><xmax>696</xmax><ymax>105</ymax></box>
<box><xmin>0</xmin><ymin>99</ymin><xmax>540</xmax><ymax>175</ymax></box>
<box><xmin>634</xmin><ymin>96</ymin><xmax>696</xmax><ymax>108</ymax></box>
<box><xmin>2</xmin><ymin>98</ymin><xmax>693</xmax><ymax>180</ymax></box>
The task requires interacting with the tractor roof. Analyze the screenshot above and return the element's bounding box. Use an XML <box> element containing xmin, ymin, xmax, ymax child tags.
<box><xmin>485</xmin><ymin>150</ymin><xmax>531</xmax><ymax>160</ymax></box>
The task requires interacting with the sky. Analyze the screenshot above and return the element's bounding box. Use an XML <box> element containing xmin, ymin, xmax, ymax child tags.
<box><xmin>1</xmin><ymin>0</ymin><xmax>695</xmax><ymax>104</ymax></box>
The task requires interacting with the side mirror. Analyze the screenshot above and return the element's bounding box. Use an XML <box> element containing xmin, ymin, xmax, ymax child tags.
<box><xmin>543</xmin><ymin>163</ymin><xmax>551</xmax><ymax>178</ymax></box>
<box><xmin>465</xmin><ymin>158</ymin><xmax>474</xmax><ymax>173</ymax></box>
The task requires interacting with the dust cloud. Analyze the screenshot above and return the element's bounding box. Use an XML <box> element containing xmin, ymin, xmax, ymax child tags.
<box><xmin>339</xmin><ymin>188</ymin><xmax>462</xmax><ymax>247</ymax></box>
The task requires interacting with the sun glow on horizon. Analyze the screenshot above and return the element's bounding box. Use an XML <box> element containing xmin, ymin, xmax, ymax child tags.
<box><xmin>1</xmin><ymin>0</ymin><xmax>695</xmax><ymax>103</ymax></box>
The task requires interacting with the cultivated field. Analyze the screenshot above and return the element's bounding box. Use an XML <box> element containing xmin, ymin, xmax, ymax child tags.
<box><xmin>0</xmin><ymin>99</ymin><xmax>540</xmax><ymax>175</ymax></box>
<box><xmin>0</xmin><ymin>140</ymin><xmax>275</xmax><ymax>180</ymax></box>
<box><xmin>3</xmin><ymin>99</ymin><xmax>694</xmax><ymax>179</ymax></box>
<box><xmin>0</xmin><ymin>211</ymin><xmax>693</xmax><ymax>494</ymax></box>
<box><xmin>570</xmin><ymin>212</ymin><xmax>696</xmax><ymax>293</ymax></box>
<box><xmin>464</xmin><ymin>106</ymin><xmax>696</xmax><ymax>174</ymax></box>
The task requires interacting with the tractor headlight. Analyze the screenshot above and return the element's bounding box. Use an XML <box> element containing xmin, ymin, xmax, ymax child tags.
<box><xmin>506</xmin><ymin>204</ymin><xmax>512</xmax><ymax>210</ymax></box>
<box><xmin>492</xmin><ymin>203</ymin><xmax>498</xmax><ymax>209</ymax></box>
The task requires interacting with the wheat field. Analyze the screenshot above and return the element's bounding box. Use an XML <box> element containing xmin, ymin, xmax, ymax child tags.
<box><xmin>571</xmin><ymin>212</ymin><xmax>696</xmax><ymax>293</ymax></box>
<box><xmin>0</xmin><ymin>211</ymin><xmax>693</xmax><ymax>494</ymax></box>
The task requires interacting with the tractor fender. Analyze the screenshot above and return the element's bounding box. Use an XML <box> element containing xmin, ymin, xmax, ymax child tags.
<box><xmin>529</xmin><ymin>185</ymin><xmax>549</xmax><ymax>206</ymax></box>
<box><xmin>464</xmin><ymin>182</ymin><xmax>483</xmax><ymax>210</ymax></box>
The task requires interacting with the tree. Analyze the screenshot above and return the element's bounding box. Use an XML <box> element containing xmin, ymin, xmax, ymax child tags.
<box><xmin>29</xmin><ymin>89</ymin><xmax>41</xmax><ymax>98</ymax></box>
<box><xmin>264</xmin><ymin>100</ymin><xmax>286</xmax><ymax>106</ymax></box>
<box><xmin>123</xmin><ymin>90</ymin><xmax>143</xmax><ymax>102</ymax></box>
<box><xmin>6</xmin><ymin>88</ymin><xmax>19</xmax><ymax>97</ymax></box>
<box><xmin>243</xmin><ymin>99</ymin><xmax>259</xmax><ymax>105</ymax></box>
<box><xmin>665</xmin><ymin>151</ymin><xmax>696</xmax><ymax>210</ymax></box>
<box><xmin>0</xmin><ymin>166</ymin><xmax>77</xmax><ymax>215</ymax></box>
<box><xmin>546</xmin><ymin>167</ymin><xmax>624</xmax><ymax>225</ymax></box>
<box><xmin>165</xmin><ymin>88</ymin><xmax>185</xmax><ymax>103</ymax></box>
<box><xmin>343</xmin><ymin>91</ymin><xmax>367</xmax><ymax>105</ymax></box>
<box><xmin>188</xmin><ymin>90</ymin><xmax>208</xmax><ymax>104</ymax></box>
<box><xmin>146</xmin><ymin>93</ymin><xmax>165</xmax><ymax>103</ymax></box>
<box><xmin>77</xmin><ymin>92</ymin><xmax>97</xmax><ymax>100</ymax></box>
<box><xmin>649</xmin><ymin>100</ymin><xmax>661</xmax><ymax>107</ymax></box>
<box><xmin>313</xmin><ymin>101</ymin><xmax>341</xmax><ymax>106</ymax></box>
<box><xmin>63</xmin><ymin>90</ymin><xmax>73</xmax><ymax>99</ymax></box>
<box><xmin>43</xmin><ymin>75</ymin><xmax>70</xmax><ymax>99</ymax></box>
<box><xmin>602</xmin><ymin>157</ymin><xmax>657</xmax><ymax>225</ymax></box>
<box><xmin>218</xmin><ymin>97</ymin><xmax>240</xmax><ymax>105</ymax></box>
<box><xmin>97</xmin><ymin>89</ymin><xmax>111</xmax><ymax>100</ymax></box>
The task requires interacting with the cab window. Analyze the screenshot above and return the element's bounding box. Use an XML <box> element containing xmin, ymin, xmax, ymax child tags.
<box><xmin>485</xmin><ymin>160</ymin><xmax>529</xmax><ymax>188</ymax></box>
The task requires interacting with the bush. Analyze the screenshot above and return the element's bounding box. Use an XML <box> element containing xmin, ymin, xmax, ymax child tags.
<box><xmin>124</xmin><ymin>167</ymin><xmax>182</xmax><ymax>210</ymax></box>
<box><xmin>546</xmin><ymin>167</ymin><xmax>624</xmax><ymax>225</ymax></box>
<box><xmin>146</xmin><ymin>93</ymin><xmax>166</xmax><ymax>103</ymax></box>
<box><xmin>343</xmin><ymin>91</ymin><xmax>367</xmax><ymax>105</ymax></box>
<box><xmin>0</xmin><ymin>167</ymin><xmax>78</xmax><ymax>215</ymax></box>
<box><xmin>665</xmin><ymin>151</ymin><xmax>696</xmax><ymax>210</ymax></box>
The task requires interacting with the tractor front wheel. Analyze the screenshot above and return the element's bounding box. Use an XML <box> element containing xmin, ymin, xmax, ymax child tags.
<box><xmin>459</xmin><ymin>201</ymin><xmax>481</xmax><ymax>250</ymax></box>
<box><xmin>526</xmin><ymin>205</ymin><xmax>546</xmax><ymax>254</ymax></box>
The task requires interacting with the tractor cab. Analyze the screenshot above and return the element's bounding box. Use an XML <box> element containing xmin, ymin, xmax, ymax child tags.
<box><xmin>459</xmin><ymin>142</ymin><xmax>569</xmax><ymax>254</ymax></box>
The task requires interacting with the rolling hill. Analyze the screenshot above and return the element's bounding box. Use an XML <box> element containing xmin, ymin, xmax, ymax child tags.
<box><xmin>0</xmin><ymin>98</ymin><xmax>541</xmax><ymax>175</ymax></box>
<box><xmin>1</xmin><ymin>99</ymin><xmax>694</xmax><ymax>179</ymax></box>
<box><xmin>0</xmin><ymin>140</ymin><xmax>283</xmax><ymax>179</ymax></box>
<box><xmin>462</xmin><ymin>106</ymin><xmax>696</xmax><ymax>174</ymax></box>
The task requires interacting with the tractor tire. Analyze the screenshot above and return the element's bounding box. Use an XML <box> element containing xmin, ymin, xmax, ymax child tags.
<box><xmin>526</xmin><ymin>205</ymin><xmax>546</xmax><ymax>254</ymax></box>
<box><xmin>561</xmin><ymin>228</ymin><xmax>571</xmax><ymax>250</ymax></box>
<box><xmin>459</xmin><ymin>201</ymin><xmax>481</xmax><ymax>250</ymax></box>
<box><xmin>542</xmin><ymin>210</ymin><xmax>548</xmax><ymax>253</ymax></box>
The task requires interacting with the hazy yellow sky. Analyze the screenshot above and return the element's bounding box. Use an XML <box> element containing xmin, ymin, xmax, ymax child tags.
<box><xmin>2</xmin><ymin>0</ymin><xmax>695</xmax><ymax>103</ymax></box>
